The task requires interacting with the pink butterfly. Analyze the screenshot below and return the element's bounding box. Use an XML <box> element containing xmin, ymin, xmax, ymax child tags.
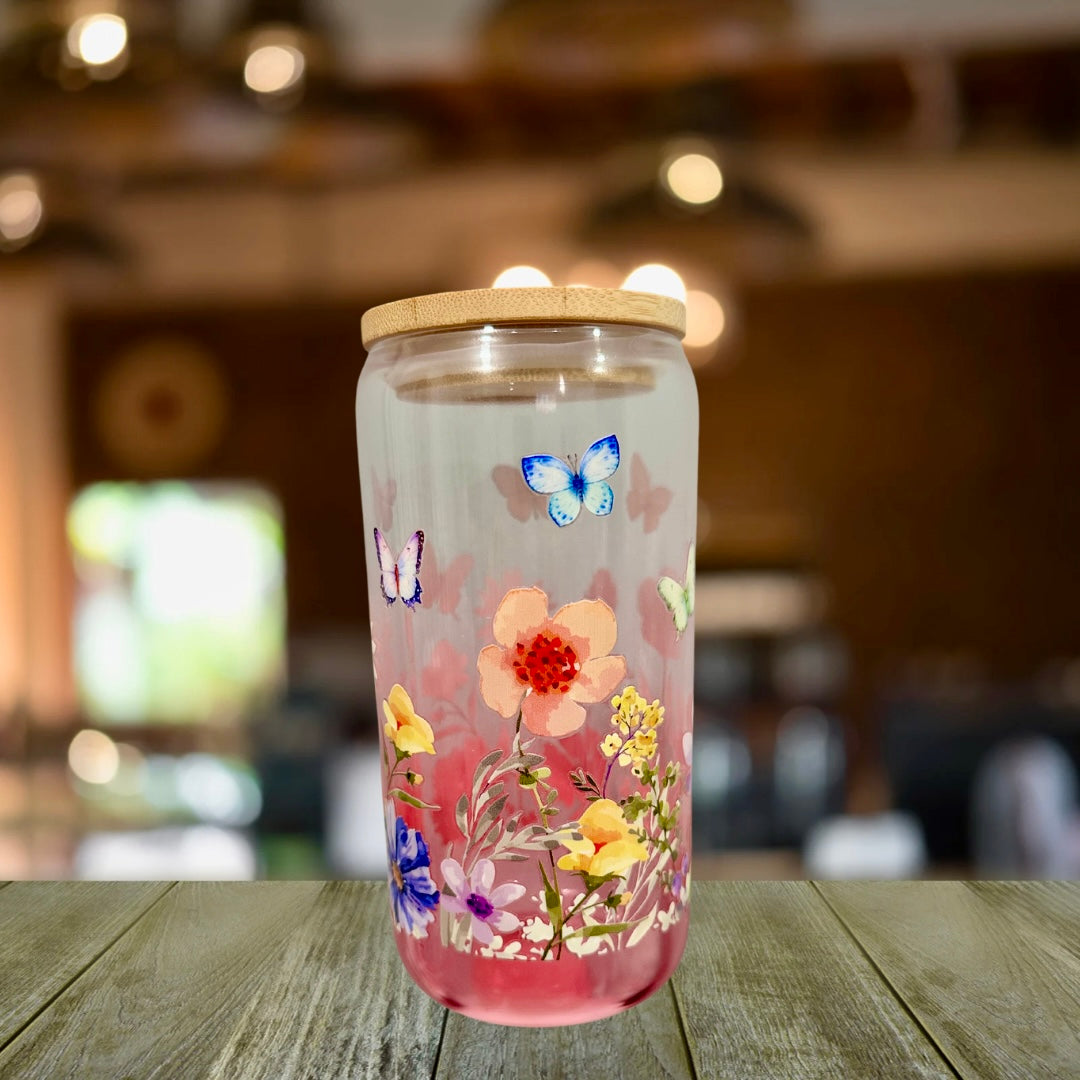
<box><xmin>492</xmin><ymin>464</ymin><xmax>543</xmax><ymax>522</ymax></box>
<box><xmin>475</xmin><ymin>570</ymin><xmax>525</xmax><ymax>621</ymax></box>
<box><xmin>372</xmin><ymin>472</ymin><xmax>397</xmax><ymax>531</ymax></box>
<box><xmin>639</xmin><ymin>575</ymin><xmax>681</xmax><ymax>659</ymax></box>
<box><xmin>423</xmin><ymin>544</ymin><xmax>474</xmax><ymax>617</ymax></box>
<box><xmin>421</xmin><ymin>639</ymin><xmax>470</xmax><ymax>702</ymax></box>
<box><xmin>587</xmin><ymin>568</ymin><xmax>618</xmax><ymax>610</ymax></box>
<box><xmin>626</xmin><ymin>454</ymin><xmax>672</xmax><ymax>534</ymax></box>
<box><xmin>374</xmin><ymin>528</ymin><xmax>423</xmax><ymax>608</ymax></box>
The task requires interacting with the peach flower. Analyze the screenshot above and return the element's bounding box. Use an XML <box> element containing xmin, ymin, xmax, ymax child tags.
<box><xmin>477</xmin><ymin>587</ymin><xmax>627</xmax><ymax>737</ymax></box>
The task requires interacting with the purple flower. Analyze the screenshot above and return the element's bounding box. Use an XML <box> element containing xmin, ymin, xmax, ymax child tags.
<box><xmin>671</xmin><ymin>853</ymin><xmax>690</xmax><ymax>905</ymax></box>
<box><xmin>441</xmin><ymin>857</ymin><xmax>525</xmax><ymax>945</ymax></box>
<box><xmin>386</xmin><ymin>805</ymin><xmax>439</xmax><ymax>937</ymax></box>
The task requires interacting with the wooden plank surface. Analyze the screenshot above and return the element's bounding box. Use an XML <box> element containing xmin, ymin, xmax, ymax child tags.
<box><xmin>2</xmin><ymin>881</ymin><xmax>1077</xmax><ymax>1080</ymax></box>
<box><xmin>0</xmin><ymin>883</ymin><xmax>326</xmax><ymax>1079</ymax></box>
<box><xmin>671</xmin><ymin>881</ymin><xmax>956</xmax><ymax>1080</ymax></box>
<box><xmin>0</xmin><ymin>881</ymin><xmax>171</xmax><ymax>1052</ymax></box>
<box><xmin>817</xmin><ymin>881</ymin><xmax>1080</xmax><ymax>1080</ymax></box>
<box><xmin>204</xmin><ymin>883</ymin><xmax>445</xmax><ymax>1080</ymax></box>
<box><xmin>437</xmin><ymin>982</ymin><xmax>693</xmax><ymax>1080</ymax></box>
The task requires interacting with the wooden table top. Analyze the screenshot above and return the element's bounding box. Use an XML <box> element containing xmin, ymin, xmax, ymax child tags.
<box><xmin>0</xmin><ymin>880</ymin><xmax>1076</xmax><ymax>1079</ymax></box>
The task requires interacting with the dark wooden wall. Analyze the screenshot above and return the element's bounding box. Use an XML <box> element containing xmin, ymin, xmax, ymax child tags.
<box><xmin>66</xmin><ymin>264</ymin><xmax>1080</xmax><ymax>734</ymax></box>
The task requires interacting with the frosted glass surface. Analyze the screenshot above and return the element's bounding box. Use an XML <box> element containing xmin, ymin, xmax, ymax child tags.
<box><xmin>357</xmin><ymin>321</ymin><xmax>697</xmax><ymax>1025</ymax></box>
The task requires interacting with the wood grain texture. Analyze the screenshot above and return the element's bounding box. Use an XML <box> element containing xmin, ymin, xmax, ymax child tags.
<box><xmin>672</xmin><ymin>881</ymin><xmax>955</xmax><ymax>1080</ymax></box>
<box><xmin>437</xmin><ymin>982</ymin><xmax>693</xmax><ymax>1080</ymax></box>
<box><xmin>361</xmin><ymin>286</ymin><xmax>686</xmax><ymax>346</ymax></box>
<box><xmin>0</xmin><ymin>883</ymin><xmax>329</xmax><ymax>1079</ymax></box>
<box><xmin>818</xmin><ymin>881</ymin><xmax>1080</xmax><ymax>1080</ymax></box>
<box><xmin>0</xmin><ymin>881</ymin><xmax>170</xmax><ymax>1051</ymax></box>
<box><xmin>204</xmin><ymin>882</ymin><xmax>445</xmax><ymax>1080</ymax></box>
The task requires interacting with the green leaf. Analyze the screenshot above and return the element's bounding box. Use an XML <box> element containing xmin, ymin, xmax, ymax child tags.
<box><xmin>455</xmin><ymin>793</ymin><xmax>469</xmax><ymax>835</ymax></box>
<box><xmin>581</xmin><ymin>872</ymin><xmax>619</xmax><ymax>891</ymax></box>
<box><xmin>394</xmin><ymin>746</ymin><xmax>409</xmax><ymax>763</ymax></box>
<box><xmin>388</xmin><ymin>788</ymin><xmax>441</xmax><ymax>810</ymax></box>
<box><xmin>518</xmin><ymin>773</ymin><xmax>538</xmax><ymax>788</ymax></box>
<box><xmin>474</xmin><ymin>819</ymin><xmax>503</xmax><ymax>853</ymax></box>
<box><xmin>474</xmin><ymin>794</ymin><xmax>508</xmax><ymax>834</ymax></box>
<box><xmin>477</xmin><ymin>781</ymin><xmax>505</xmax><ymax>808</ymax></box>
<box><xmin>473</xmin><ymin>751</ymin><xmax>505</xmax><ymax>794</ymax></box>
<box><xmin>565</xmin><ymin>922</ymin><xmax>630</xmax><ymax>940</ymax></box>
<box><xmin>539</xmin><ymin>861</ymin><xmax>563</xmax><ymax>928</ymax></box>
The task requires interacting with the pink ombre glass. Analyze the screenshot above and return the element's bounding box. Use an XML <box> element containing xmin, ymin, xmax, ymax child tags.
<box><xmin>356</xmin><ymin>289</ymin><xmax>697</xmax><ymax>1026</ymax></box>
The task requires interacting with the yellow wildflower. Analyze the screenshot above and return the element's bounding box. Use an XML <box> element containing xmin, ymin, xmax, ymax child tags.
<box><xmin>601</xmin><ymin>733</ymin><xmax>622</xmax><ymax>758</ymax></box>
<box><xmin>382</xmin><ymin>684</ymin><xmax>435</xmax><ymax>756</ymax></box>
<box><xmin>557</xmin><ymin>799</ymin><xmax>647</xmax><ymax>878</ymax></box>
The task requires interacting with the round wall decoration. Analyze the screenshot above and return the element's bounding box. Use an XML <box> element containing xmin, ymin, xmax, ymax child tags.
<box><xmin>92</xmin><ymin>338</ymin><xmax>229</xmax><ymax>475</ymax></box>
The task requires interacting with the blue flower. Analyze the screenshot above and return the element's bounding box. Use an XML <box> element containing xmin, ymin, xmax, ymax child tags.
<box><xmin>386</xmin><ymin>805</ymin><xmax>439</xmax><ymax>937</ymax></box>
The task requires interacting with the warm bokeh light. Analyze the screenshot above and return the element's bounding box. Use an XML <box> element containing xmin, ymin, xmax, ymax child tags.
<box><xmin>622</xmin><ymin>263</ymin><xmax>687</xmax><ymax>302</ymax></box>
<box><xmin>684</xmin><ymin>289</ymin><xmax>727</xmax><ymax>349</ymax></box>
<box><xmin>68</xmin><ymin>729</ymin><xmax>120</xmax><ymax>785</ymax></box>
<box><xmin>663</xmin><ymin>151</ymin><xmax>723</xmax><ymax>206</ymax></box>
<box><xmin>492</xmin><ymin>265</ymin><xmax>552</xmax><ymax>287</ymax></box>
<box><xmin>566</xmin><ymin>258</ymin><xmax>622</xmax><ymax>289</ymax></box>
<box><xmin>0</xmin><ymin>172</ymin><xmax>43</xmax><ymax>247</ymax></box>
<box><xmin>244</xmin><ymin>43</ymin><xmax>306</xmax><ymax>95</ymax></box>
<box><xmin>67</xmin><ymin>14</ymin><xmax>128</xmax><ymax>67</ymax></box>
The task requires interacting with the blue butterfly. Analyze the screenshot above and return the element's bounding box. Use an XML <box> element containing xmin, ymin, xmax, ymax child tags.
<box><xmin>521</xmin><ymin>434</ymin><xmax>621</xmax><ymax>527</ymax></box>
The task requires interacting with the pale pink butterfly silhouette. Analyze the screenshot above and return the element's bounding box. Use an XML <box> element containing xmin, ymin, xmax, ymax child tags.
<box><xmin>423</xmin><ymin>544</ymin><xmax>474</xmax><ymax>617</ymax></box>
<box><xmin>372</xmin><ymin>472</ymin><xmax>397</xmax><ymax>531</ymax></box>
<box><xmin>626</xmin><ymin>453</ymin><xmax>672</xmax><ymax>534</ymax></box>
<box><xmin>492</xmin><ymin>464</ymin><xmax>543</xmax><ymax>522</ymax></box>
<box><xmin>587</xmin><ymin>568</ymin><xmax>618</xmax><ymax>611</ymax></box>
<box><xmin>474</xmin><ymin>569</ymin><xmax>525</xmax><ymax>621</ymax></box>
<box><xmin>421</xmin><ymin>639</ymin><xmax>471</xmax><ymax>702</ymax></box>
<box><xmin>639</xmin><ymin>575</ymin><xmax>681</xmax><ymax>659</ymax></box>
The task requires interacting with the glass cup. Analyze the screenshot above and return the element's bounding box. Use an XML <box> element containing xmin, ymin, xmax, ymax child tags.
<box><xmin>356</xmin><ymin>287</ymin><xmax>697</xmax><ymax>1025</ymax></box>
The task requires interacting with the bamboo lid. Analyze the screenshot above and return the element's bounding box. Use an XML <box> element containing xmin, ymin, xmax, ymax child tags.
<box><xmin>361</xmin><ymin>286</ymin><xmax>686</xmax><ymax>348</ymax></box>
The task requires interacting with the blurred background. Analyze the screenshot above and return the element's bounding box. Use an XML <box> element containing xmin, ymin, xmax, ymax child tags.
<box><xmin>2</xmin><ymin>0</ymin><xmax>1080</xmax><ymax>882</ymax></box>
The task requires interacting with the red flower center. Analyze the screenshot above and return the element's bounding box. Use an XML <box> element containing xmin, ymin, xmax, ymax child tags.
<box><xmin>513</xmin><ymin>633</ymin><xmax>579</xmax><ymax>695</ymax></box>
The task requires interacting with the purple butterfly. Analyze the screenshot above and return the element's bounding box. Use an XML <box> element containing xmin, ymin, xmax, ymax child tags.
<box><xmin>374</xmin><ymin>528</ymin><xmax>424</xmax><ymax>608</ymax></box>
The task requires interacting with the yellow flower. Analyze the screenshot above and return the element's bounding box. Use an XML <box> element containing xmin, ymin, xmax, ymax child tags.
<box><xmin>601</xmin><ymin>733</ymin><xmax>622</xmax><ymax>758</ymax></box>
<box><xmin>557</xmin><ymin>799</ymin><xmax>647</xmax><ymax>878</ymax></box>
<box><xmin>406</xmin><ymin>771</ymin><xmax>423</xmax><ymax>786</ymax></box>
<box><xmin>382</xmin><ymin>684</ymin><xmax>435</xmax><ymax>756</ymax></box>
<box><xmin>632</xmin><ymin>729</ymin><xmax>658</xmax><ymax>757</ymax></box>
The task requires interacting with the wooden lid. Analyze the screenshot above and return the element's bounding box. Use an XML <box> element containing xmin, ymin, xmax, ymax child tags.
<box><xmin>361</xmin><ymin>286</ymin><xmax>686</xmax><ymax>347</ymax></box>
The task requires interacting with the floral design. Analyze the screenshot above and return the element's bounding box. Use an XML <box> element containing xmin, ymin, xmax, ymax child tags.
<box><xmin>382</xmin><ymin>684</ymin><xmax>439</xmax><ymax>810</ymax></box>
<box><xmin>441</xmin><ymin>857</ymin><xmax>526</xmax><ymax>944</ymax></box>
<box><xmin>671</xmin><ymin>853</ymin><xmax>690</xmax><ymax>905</ymax></box>
<box><xmin>383</xmin><ymin>683</ymin><xmax>435</xmax><ymax>756</ymax></box>
<box><xmin>375</xmin><ymin>561</ymin><xmax>689</xmax><ymax>961</ymax></box>
<box><xmin>477</xmin><ymin>587</ymin><xmax>626</xmax><ymax>737</ymax></box>
<box><xmin>386</xmin><ymin>805</ymin><xmax>440</xmax><ymax>937</ymax></box>
<box><xmin>557</xmin><ymin>799</ymin><xmax>647</xmax><ymax>879</ymax></box>
<box><xmin>602</xmin><ymin>687</ymin><xmax>664</xmax><ymax>782</ymax></box>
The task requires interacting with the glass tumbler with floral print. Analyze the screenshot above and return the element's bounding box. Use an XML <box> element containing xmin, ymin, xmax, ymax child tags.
<box><xmin>356</xmin><ymin>287</ymin><xmax>697</xmax><ymax>1026</ymax></box>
